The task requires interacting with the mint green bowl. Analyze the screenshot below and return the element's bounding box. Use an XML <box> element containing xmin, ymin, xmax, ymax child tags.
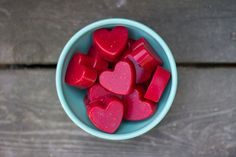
<box><xmin>56</xmin><ymin>18</ymin><xmax>177</xmax><ymax>140</ymax></box>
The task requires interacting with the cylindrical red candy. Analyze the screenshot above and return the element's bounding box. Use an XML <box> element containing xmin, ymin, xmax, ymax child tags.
<box><xmin>127</xmin><ymin>55</ymin><xmax>152</xmax><ymax>83</ymax></box>
<box><xmin>130</xmin><ymin>45</ymin><xmax>161</xmax><ymax>72</ymax></box>
<box><xmin>131</xmin><ymin>38</ymin><xmax>162</xmax><ymax>72</ymax></box>
<box><xmin>144</xmin><ymin>66</ymin><xmax>170</xmax><ymax>102</ymax></box>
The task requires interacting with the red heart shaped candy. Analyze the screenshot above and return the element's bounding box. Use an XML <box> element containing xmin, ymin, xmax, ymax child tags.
<box><xmin>123</xmin><ymin>87</ymin><xmax>156</xmax><ymax>120</ymax></box>
<box><xmin>99</xmin><ymin>60</ymin><xmax>135</xmax><ymax>95</ymax></box>
<box><xmin>88</xmin><ymin>97</ymin><xmax>124</xmax><ymax>133</ymax></box>
<box><xmin>88</xmin><ymin>47</ymin><xmax>108</xmax><ymax>72</ymax></box>
<box><xmin>144</xmin><ymin>66</ymin><xmax>170</xmax><ymax>102</ymax></box>
<box><xmin>68</xmin><ymin>52</ymin><xmax>91</xmax><ymax>66</ymax></box>
<box><xmin>93</xmin><ymin>26</ymin><xmax>128</xmax><ymax>62</ymax></box>
<box><xmin>65</xmin><ymin>61</ymin><xmax>97</xmax><ymax>89</ymax></box>
<box><xmin>87</xmin><ymin>83</ymin><xmax>116</xmax><ymax>103</ymax></box>
<box><xmin>68</xmin><ymin>52</ymin><xmax>108</xmax><ymax>73</ymax></box>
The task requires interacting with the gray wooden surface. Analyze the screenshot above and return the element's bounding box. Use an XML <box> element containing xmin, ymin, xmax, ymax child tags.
<box><xmin>0</xmin><ymin>0</ymin><xmax>236</xmax><ymax>64</ymax></box>
<box><xmin>0</xmin><ymin>68</ymin><xmax>235</xmax><ymax>157</ymax></box>
<box><xmin>0</xmin><ymin>0</ymin><xmax>236</xmax><ymax>157</ymax></box>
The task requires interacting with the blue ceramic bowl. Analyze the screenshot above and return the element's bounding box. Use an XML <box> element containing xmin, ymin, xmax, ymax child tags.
<box><xmin>56</xmin><ymin>18</ymin><xmax>177</xmax><ymax>140</ymax></box>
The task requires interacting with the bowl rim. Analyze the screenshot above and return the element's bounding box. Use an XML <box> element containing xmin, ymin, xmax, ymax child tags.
<box><xmin>56</xmin><ymin>18</ymin><xmax>178</xmax><ymax>140</ymax></box>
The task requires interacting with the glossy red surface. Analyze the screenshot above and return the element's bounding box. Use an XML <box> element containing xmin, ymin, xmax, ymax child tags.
<box><xmin>144</xmin><ymin>66</ymin><xmax>170</xmax><ymax>102</ymax></box>
<box><xmin>65</xmin><ymin>63</ymin><xmax>97</xmax><ymax>89</ymax></box>
<box><xmin>69</xmin><ymin>52</ymin><xmax>91</xmax><ymax>66</ymax></box>
<box><xmin>131</xmin><ymin>38</ymin><xmax>162</xmax><ymax>71</ymax></box>
<box><xmin>127</xmin><ymin>55</ymin><xmax>152</xmax><ymax>83</ymax></box>
<box><xmin>88</xmin><ymin>47</ymin><xmax>109</xmax><ymax>72</ymax></box>
<box><xmin>93</xmin><ymin>26</ymin><xmax>128</xmax><ymax>62</ymax></box>
<box><xmin>131</xmin><ymin>37</ymin><xmax>149</xmax><ymax>51</ymax></box>
<box><xmin>130</xmin><ymin>45</ymin><xmax>161</xmax><ymax>72</ymax></box>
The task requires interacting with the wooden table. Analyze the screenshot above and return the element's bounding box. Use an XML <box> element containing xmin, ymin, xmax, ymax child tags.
<box><xmin>0</xmin><ymin>0</ymin><xmax>235</xmax><ymax>156</ymax></box>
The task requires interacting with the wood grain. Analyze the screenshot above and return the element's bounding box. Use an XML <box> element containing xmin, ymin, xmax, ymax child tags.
<box><xmin>0</xmin><ymin>0</ymin><xmax>235</xmax><ymax>64</ymax></box>
<box><xmin>0</xmin><ymin>68</ymin><xmax>235</xmax><ymax>157</ymax></box>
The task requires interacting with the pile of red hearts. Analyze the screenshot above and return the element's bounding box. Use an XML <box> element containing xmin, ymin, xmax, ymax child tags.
<box><xmin>65</xmin><ymin>26</ymin><xmax>171</xmax><ymax>133</ymax></box>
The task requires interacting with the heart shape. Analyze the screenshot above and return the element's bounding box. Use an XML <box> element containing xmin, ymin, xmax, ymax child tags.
<box><xmin>88</xmin><ymin>47</ymin><xmax>108</xmax><ymax>72</ymax></box>
<box><xmin>87</xmin><ymin>83</ymin><xmax>116</xmax><ymax>103</ymax></box>
<box><xmin>99</xmin><ymin>61</ymin><xmax>135</xmax><ymax>95</ymax></box>
<box><xmin>88</xmin><ymin>97</ymin><xmax>124</xmax><ymax>133</ymax></box>
<box><xmin>123</xmin><ymin>87</ymin><xmax>156</xmax><ymax>120</ymax></box>
<box><xmin>93</xmin><ymin>26</ymin><xmax>128</xmax><ymax>62</ymax></box>
<box><xmin>65</xmin><ymin>52</ymin><xmax>100</xmax><ymax>88</ymax></box>
<box><xmin>65</xmin><ymin>63</ymin><xmax>97</xmax><ymax>89</ymax></box>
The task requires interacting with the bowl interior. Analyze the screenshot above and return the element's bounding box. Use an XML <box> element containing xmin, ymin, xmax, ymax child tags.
<box><xmin>58</xmin><ymin>21</ymin><xmax>175</xmax><ymax>138</ymax></box>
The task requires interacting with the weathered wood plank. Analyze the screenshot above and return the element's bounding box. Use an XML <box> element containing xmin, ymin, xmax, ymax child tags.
<box><xmin>0</xmin><ymin>68</ymin><xmax>235</xmax><ymax>157</ymax></box>
<box><xmin>0</xmin><ymin>0</ymin><xmax>235</xmax><ymax>64</ymax></box>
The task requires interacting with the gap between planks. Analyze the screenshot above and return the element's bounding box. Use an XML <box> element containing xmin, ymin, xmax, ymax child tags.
<box><xmin>1</xmin><ymin>63</ymin><xmax>236</xmax><ymax>70</ymax></box>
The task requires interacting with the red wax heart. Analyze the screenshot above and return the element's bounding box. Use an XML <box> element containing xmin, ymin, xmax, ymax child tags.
<box><xmin>84</xmin><ymin>95</ymin><xmax>95</xmax><ymax>111</ymax></box>
<box><xmin>144</xmin><ymin>66</ymin><xmax>170</xmax><ymax>102</ymax></box>
<box><xmin>93</xmin><ymin>26</ymin><xmax>128</xmax><ymax>62</ymax></box>
<box><xmin>131</xmin><ymin>38</ymin><xmax>162</xmax><ymax>71</ymax></box>
<box><xmin>86</xmin><ymin>100</ymin><xmax>103</xmax><ymax>115</ymax></box>
<box><xmin>123</xmin><ymin>87</ymin><xmax>156</xmax><ymax>120</ymax></box>
<box><xmin>65</xmin><ymin>63</ymin><xmax>97</xmax><ymax>89</ymax></box>
<box><xmin>127</xmin><ymin>55</ymin><xmax>152</xmax><ymax>83</ymax></box>
<box><xmin>88</xmin><ymin>97</ymin><xmax>124</xmax><ymax>133</ymax></box>
<box><xmin>87</xmin><ymin>83</ymin><xmax>116</xmax><ymax>102</ymax></box>
<box><xmin>68</xmin><ymin>51</ymin><xmax>108</xmax><ymax>72</ymax></box>
<box><xmin>99</xmin><ymin>60</ymin><xmax>135</xmax><ymax>95</ymax></box>
<box><xmin>69</xmin><ymin>52</ymin><xmax>91</xmax><ymax>66</ymax></box>
<box><xmin>91</xmin><ymin>57</ymin><xmax>109</xmax><ymax>72</ymax></box>
<box><xmin>88</xmin><ymin>47</ymin><xmax>109</xmax><ymax>72</ymax></box>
